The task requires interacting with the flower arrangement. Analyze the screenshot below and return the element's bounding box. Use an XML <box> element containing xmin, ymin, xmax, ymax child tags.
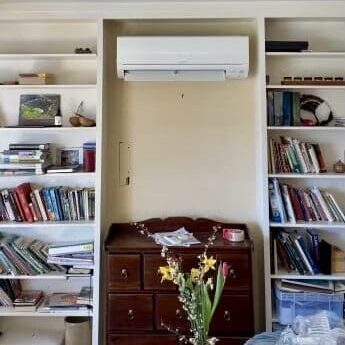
<box><xmin>134</xmin><ymin>223</ymin><xmax>230</xmax><ymax>345</ymax></box>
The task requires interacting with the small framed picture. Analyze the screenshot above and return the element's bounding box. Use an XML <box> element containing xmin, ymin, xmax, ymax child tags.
<box><xmin>57</xmin><ymin>147</ymin><xmax>83</xmax><ymax>166</ymax></box>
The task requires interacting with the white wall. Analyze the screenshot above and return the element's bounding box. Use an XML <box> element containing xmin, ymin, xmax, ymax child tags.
<box><xmin>103</xmin><ymin>19</ymin><xmax>265</xmax><ymax>331</ymax></box>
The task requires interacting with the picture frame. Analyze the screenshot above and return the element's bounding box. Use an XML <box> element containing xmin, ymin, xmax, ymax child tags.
<box><xmin>19</xmin><ymin>94</ymin><xmax>60</xmax><ymax>127</ymax></box>
<box><xmin>56</xmin><ymin>147</ymin><xmax>83</xmax><ymax>167</ymax></box>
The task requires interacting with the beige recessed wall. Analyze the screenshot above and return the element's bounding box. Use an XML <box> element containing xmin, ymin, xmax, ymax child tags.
<box><xmin>103</xmin><ymin>19</ymin><xmax>264</xmax><ymax>330</ymax></box>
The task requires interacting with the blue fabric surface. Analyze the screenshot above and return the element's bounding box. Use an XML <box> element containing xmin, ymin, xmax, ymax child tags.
<box><xmin>245</xmin><ymin>331</ymin><xmax>281</xmax><ymax>344</ymax></box>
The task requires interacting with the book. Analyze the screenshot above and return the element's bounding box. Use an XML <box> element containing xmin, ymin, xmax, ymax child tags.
<box><xmin>48</xmin><ymin>242</ymin><xmax>93</xmax><ymax>256</ymax></box>
<box><xmin>14</xmin><ymin>290</ymin><xmax>43</xmax><ymax>311</ymax></box>
<box><xmin>273</xmin><ymin>91</ymin><xmax>283</xmax><ymax>126</ymax></box>
<box><xmin>282</xmin><ymin>91</ymin><xmax>293</xmax><ymax>126</ymax></box>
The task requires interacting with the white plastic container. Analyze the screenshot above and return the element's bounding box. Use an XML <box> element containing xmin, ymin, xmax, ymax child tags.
<box><xmin>64</xmin><ymin>317</ymin><xmax>91</xmax><ymax>345</ymax></box>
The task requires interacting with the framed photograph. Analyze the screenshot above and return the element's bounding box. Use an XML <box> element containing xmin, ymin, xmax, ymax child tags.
<box><xmin>57</xmin><ymin>147</ymin><xmax>83</xmax><ymax>167</ymax></box>
<box><xmin>19</xmin><ymin>94</ymin><xmax>60</xmax><ymax>127</ymax></box>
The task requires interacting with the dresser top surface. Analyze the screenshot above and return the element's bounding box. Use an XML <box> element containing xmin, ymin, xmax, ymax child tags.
<box><xmin>105</xmin><ymin>217</ymin><xmax>252</xmax><ymax>252</ymax></box>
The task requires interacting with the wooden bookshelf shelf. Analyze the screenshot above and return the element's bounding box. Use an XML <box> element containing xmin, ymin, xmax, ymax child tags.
<box><xmin>270</xmin><ymin>222</ymin><xmax>345</xmax><ymax>229</ymax></box>
<box><xmin>0</xmin><ymin>127</ymin><xmax>96</xmax><ymax>133</ymax></box>
<box><xmin>0</xmin><ymin>53</ymin><xmax>97</xmax><ymax>60</ymax></box>
<box><xmin>0</xmin><ymin>172</ymin><xmax>96</xmax><ymax>178</ymax></box>
<box><xmin>271</xmin><ymin>272</ymin><xmax>345</xmax><ymax>280</ymax></box>
<box><xmin>267</xmin><ymin>84</ymin><xmax>345</xmax><ymax>90</ymax></box>
<box><xmin>0</xmin><ymin>221</ymin><xmax>95</xmax><ymax>228</ymax></box>
<box><xmin>0</xmin><ymin>274</ymin><xmax>93</xmax><ymax>280</ymax></box>
<box><xmin>0</xmin><ymin>84</ymin><xmax>96</xmax><ymax>89</ymax></box>
<box><xmin>266</xmin><ymin>51</ymin><xmax>345</xmax><ymax>57</ymax></box>
<box><xmin>0</xmin><ymin>310</ymin><xmax>93</xmax><ymax>317</ymax></box>
<box><xmin>268</xmin><ymin>173</ymin><xmax>345</xmax><ymax>179</ymax></box>
<box><xmin>267</xmin><ymin>126</ymin><xmax>345</xmax><ymax>131</ymax></box>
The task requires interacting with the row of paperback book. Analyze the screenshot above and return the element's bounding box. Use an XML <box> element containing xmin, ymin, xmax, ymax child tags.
<box><xmin>0</xmin><ymin>234</ymin><xmax>93</xmax><ymax>276</ymax></box>
<box><xmin>0</xmin><ymin>280</ymin><xmax>92</xmax><ymax>312</ymax></box>
<box><xmin>267</xmin><ymin>91</ymin><xmax>300</xmax><ymax>126</ymax></box>
<box><xmin>272</xmin><ymin>229</ymin><xmax>345</xmax><ymax>276</ymax></box>
<box><xmin>0</xmin><ymin>183</ymin><xmax>95</xmax><ymax>223</ymax></box>
<box><xmin>0</xmin><ymin>143</ymin><xmax>51</xmax><ymax>176</ymax></box>
<box><xmin>269</xmin><ymin>137</ymin><xmax>327</xmax><ymax>174</ymax></box>
<box><xmin>269</xmin><ymin>178</ymin><xmax>345</xmax><ymax>223</ymax></box>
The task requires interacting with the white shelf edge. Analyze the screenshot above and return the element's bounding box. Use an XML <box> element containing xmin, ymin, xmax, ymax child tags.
<box><xmin>267</xmin><ymin>85</ymin><xmax>345</xmax><ymax>90</ymax></box>
<box><xmin>267</xmin><ymin>126</ymin><xmax>345</xmax><ymax>131</ymax></box>
<box><xmin>0</xmin><ymin>127</ymin><xmax>96</xmax><ymax>132</ymax></box>
<box><xmin>271</xmin><ymin>273</ymin><xmax>345</xmax><ymax>280</ymax></box>
<box><xmin>0</xmin><ymin>309</ymin><xmax>93</xmax><ymax>317</ymax></box>
<box><xmin>0</xmin><ymin>53</ymin><xmax>97</xmax><ymax>60</ymax></box>
<box><xmin>0</xmin><ymin>221</ymin><xmax>95</xmax><ymax>228</ymax></box>
<box><xmin>0</xmin><ymin>172</ymin><xmax>96</xmax><ymax>178</ymax></box>
<box><xmin>0</xmin><ymin>274</ymin><xmax>92</xmax><ymax>280</ymax></box>
<box><xmin>266</xmin><ymin>51</ymin><xmax>345</xmax><ymax>57</ymax></box>
<box><xmin>268</xmin><ymin>173</ymin><xmax>345</xmax><ymax>179</ymax></box>
<box><xmin>270</xmin><ymin>222</ymin><xmax>345</xmax><ymax>229</ymax></box>
<box><xmin>0</xmin><ymin>84</ymin><xmax>96</xmax><ymax>89</ymax></box>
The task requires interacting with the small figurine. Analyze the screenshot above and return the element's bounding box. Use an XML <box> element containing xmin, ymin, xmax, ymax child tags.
<box><xmin>69</xmin><ymin>102</ymin><xmax>96</xmax><ymax>127</ymax></box>
<box><xmin>74</xmin><ymin>48</ymin><xmax>92</xmax><ymax>54</ymax></box>
<box><xmin>333</xmin><ymin>160</ymin><xmax>345</xmax><ymax>173</ymax></box>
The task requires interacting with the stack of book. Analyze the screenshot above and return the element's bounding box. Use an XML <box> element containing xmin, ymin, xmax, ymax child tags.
<box><xmin>267</xmin><ymin>91</ymin><xmax>300</xmax><ymax>126</ymax></box>
<box><xmin>269</xmin><ymin>178</ymin><xmax>345</xmax><ymax>223</ymax></box>
<box><xmin>0</xmin><ymin>235</ymin><xmax>64</xmax><ymax>276</ymax></box>
<box><xmin>39</xmin><ymin>291</ymin><xmax>91</xmax><ymax>314</ymax></box>
<box><xmin>269</xmin><ymin>137</ymin><xmax>327</xmax><ymax>174</ymax></box>
<box><xmin>272</xmin><ymin>229</ymin><xmax>345</xmax><ymax>275</ymax></box>
<box><xmin>0</xmin><ymin>279</ymin><xmax>21</xmax><ymax>307</ymax></box>
<box><xmin>0</xmin><ymin>143</ymin><xmax>50</xmax><ymax>176</ymax></box>
<box><xmin>13</xmin><ymin>290</ymin><xmax>44</xmax><ymax>311</ymax></box>
<box><xmin>77</xmin><ymin>286</ymin><xmax>93</xmax><ymax>307</ymax></box>
<box><xmin>0</xmin><ymin>182</ymin><xmax>95</xmax><ymax>223</ymax></box>
<box><xmin>47</xmin><ymin>241</ymin><xmax>94</xmax><ymax>271</ymax></box>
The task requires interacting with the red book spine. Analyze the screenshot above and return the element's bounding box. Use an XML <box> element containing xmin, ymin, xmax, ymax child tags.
<box><xmin>288</xmin><ymin>187</ymin><xmax>304</xmax><ymax>221</ymax></box>
<box><xmin>12</xmin><ymin>191</ymin><xmax>25</xmax><ymax>222</ymax></box>
<box><xmin>313</xmin><ymin>144</ymin><xmax>327</xmax><ymax>173</ymax></box>
<box><xmin>15</xmin><ymin>184</ymin><xmax>33</xmax><ymax>222</ymax></box>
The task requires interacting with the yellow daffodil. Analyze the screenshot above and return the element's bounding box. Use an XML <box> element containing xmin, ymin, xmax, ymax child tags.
<box><xmin>158</xmin><ymin>266</ymin><xmax>174</xmax><ymax>282</ymax></box>
<box><xmin>190</xmin><ymin>268</ymin><xmax>201</xmax><ymax>282</ymax></box>
<box><xmin>202</xmin><ymin>255</ymin><xmax>217</xmax><ymax>273</ymax></box>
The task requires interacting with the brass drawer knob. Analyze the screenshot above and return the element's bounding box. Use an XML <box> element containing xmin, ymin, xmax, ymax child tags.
<box><xmin>224</xmin><ymin>310</ymin><xmax>231</xmax><ymax>322</ymax></box>
<box><xmin>176</xmin><ymin>309</ymin><xmax>182</xmax><ymax>319</ymax></box>
<box><xmin>121</xmin><ymin>268</ymin><xmax>128</xmax><ymax>279</ymax></box>
<box><xmin>128</xmin><ymin>309</ymin><xmax>134</xmax><ymax>320</ymax></box>
<box><xmin>229</xmin><ymin>268</ymin><xmax>237</xmax><ymax>279</ymax></box>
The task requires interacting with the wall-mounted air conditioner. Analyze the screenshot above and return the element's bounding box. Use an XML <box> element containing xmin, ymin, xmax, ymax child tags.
<box><xmin>117</xmin><ymin>36</ymin><xmax>249</xmax><ymax>81</ymax></box>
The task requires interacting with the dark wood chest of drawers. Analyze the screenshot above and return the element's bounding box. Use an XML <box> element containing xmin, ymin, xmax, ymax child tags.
<box><xmin>104</xmin><ymin>218</ymin><xmax>254</xmax><ymax>345</ymax></box>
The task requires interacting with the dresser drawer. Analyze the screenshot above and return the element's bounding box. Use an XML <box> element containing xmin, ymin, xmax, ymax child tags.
<box><xmin>211</xmin><ymin>295</ymin><xmax>254</xmax><ymax>335</ymax></box>
<box><xmin>155</xmin><ymin>294</ymin><xmax>189</xmax><ymax>331</ymax></box>
<box><xmin>155</xmin><ymin>294</ymin><xmax>253</xmax><ymax>335</ymax></box>
<box><xmin>108</xmin><ymin>254</ymin><xmax>141</xmax><ymax>290</ymax></box>
<box><xmin>144</xmin><ymin>253</ymin><xmax>250</xmax><ymax>291</ymax></box>
<box><xmin>108</xmin><ymin>335</ymin><xmax>177</xmax><ymax>345</ymax></box>
<box><xmin>108</xmin><ymin>294</ymin><xmax>153</xmax><ymax>331</ymax></box>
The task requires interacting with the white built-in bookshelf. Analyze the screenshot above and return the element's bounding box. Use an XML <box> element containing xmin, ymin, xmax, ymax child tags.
<box><xmin>263</xmin><ymin>18</ymin><xmax>345</xmax><ymax>331</ymax></box>
<box><xmin>0</xmin><ymin>20</ymin><xmax>102</xmax><ymax>345</ymax></box>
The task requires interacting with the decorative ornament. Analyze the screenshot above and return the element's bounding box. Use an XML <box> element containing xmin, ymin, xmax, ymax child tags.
<box><xmin>69</xmin><ymin>101</ymin><xmax>96</xmax><ymax>127</ymax></box>
<box><xmin>334</xmin><ymin>160</ymin><xmax>345</xmax><ymax>173</ymax></box>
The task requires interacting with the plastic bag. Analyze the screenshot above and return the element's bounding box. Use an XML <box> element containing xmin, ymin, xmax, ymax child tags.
<box><xmin>276</xmin><ymin>311</ymin><xmax>345</xmax><ymax>345</ymax></box>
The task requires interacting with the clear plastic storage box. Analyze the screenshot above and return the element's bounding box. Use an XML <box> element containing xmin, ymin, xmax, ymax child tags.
<box><xmin>275</xmin><ymin>288</ymin><xmax>344</xmax><ymax>325</ymax></box>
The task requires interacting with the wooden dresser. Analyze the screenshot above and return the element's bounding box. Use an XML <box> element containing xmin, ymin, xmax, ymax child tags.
<box><xmin>104</xmin><ymin>218</ymin><xmax>254</xmax><ymax>345</ymax></box>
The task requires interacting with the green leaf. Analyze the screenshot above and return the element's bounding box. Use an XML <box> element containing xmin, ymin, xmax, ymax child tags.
<box><xmin>202</xmin><ymin>281</ymin><xmax>212</xmax><ymax>333</ymax></box>
<box><xmin>210</xmin><ymin>263</ymin><xmax>225</xmax><ymax>320</ymax></box>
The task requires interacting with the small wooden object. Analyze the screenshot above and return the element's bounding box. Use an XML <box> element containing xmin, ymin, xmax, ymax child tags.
<box><xmin>334</xmin><ymin>160</ymin><xmax>345</xmax><ymax>173</ymax></box>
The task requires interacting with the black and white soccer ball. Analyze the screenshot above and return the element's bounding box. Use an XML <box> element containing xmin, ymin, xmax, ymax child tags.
<box><xmin>300</xmin><ymin>94</ymin><xmax>333</xmax><ymax>126</ymax></box>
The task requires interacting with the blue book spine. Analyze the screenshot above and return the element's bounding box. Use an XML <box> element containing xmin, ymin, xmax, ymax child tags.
<box><xmin>42</xmin><ymin>188</ymin><xmax>54</xmax><ymax>221</ymax></box>
<box><xmin>282</xmin><ymin>92</ymin><xmax>293</xmax><ymax>126</ymax></box>
<box><xmin>297</xmin><ymin>235</ymin><xmax>320</xmax><ymax>274</ymax></box>
<box><xmin>54</xmin><ymin>188</ymin><xmax>64</xmax><ymax>221</ymax></box>
<box><xmin>49</xmin><ymin>188</ymin><xmax>60</xmax><ymax>221</ymax></box>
